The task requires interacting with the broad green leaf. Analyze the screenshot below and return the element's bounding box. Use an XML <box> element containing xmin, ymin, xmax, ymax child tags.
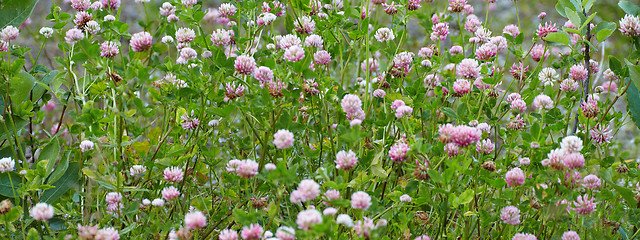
<box><xmin>31</xmin><ymin>70</ymin><xmax>59</xmax><ymax>103</ymax></box>
<box><xmin>428</xmin><ymin>169</ymin><xmax>444</xmax><ymax>184</ymax></box>
<box><xmin>596</xmin><ymin>29</ymin><xmax>615</xmax><ymax>42</ymax></box>
<box><xmin>371</xmin><ymin>164</ymin><xmax>388</xmax><ymax>178</ymax></box>
<box><xmin>609</xmin><ymin>56</ymin><xmax>624</xmax><ymax>76</ymax></box>
<box><xmin>544</xmin><ymin>108</ymin><xmax>562</xmax><ymax>124</ymax></box>
<box><xmin>544</xmin><ymin>32</ymin><xmax>570</xmax><ymax>46</ymax></box>
<box><xmin>579</xmin><ymin>13</ymin><xmax>596</xmax><ymax>31</ymax></box>
<box><xmin>3</xmin><ymin>205</ymin><xmax>22</xmax><ymax>222</ymax></box>
<box><xmin>625</xmin><ymin>60</ymin><xmax>640</xmax><ymax>90</ymax></box>
<box><xmin>556</xmin><ymin>0</ymin><xmax>577</xmax><ymax>18</ymax></box>
<box><xmin>41</xmin><ymin>137</ymin><xmax>60</xmax><ymax>165</ymax></box>
<box><xmin>619</xmin><ymin>1</ymin><xmax>640</xmax><ymax>15</ymax></box>
<box><xmin>0</xmin><ymin>0</ymin><xmax>39</xmax><ymax>30</ymax></box>
<box><xmin>606</xmin><ymin>179</ymin><xmax>638</xmax><ymax>206</ymax></box>
<box><xmin>457</xmin><ymin>189</ymin><xmax>475</xmax><ymax>205</ymax></box>
<box><xmin>531</xmin><ymin>122</ymin><xmax>540</xmax><ymax>140</ymax></box>
<box><xmin>582</xmin><ymin>0</ymin><xmax>596</xmax><ymax>12</ymax></box>
<box><xmin>26</xmin><ymin>228</ymin><xmax>39</xmax><ymax>240</ymax></box>
<box><xmin>47</xmin><ymin>151</ymin><xmax>70</xmax><ymax>185</ymax></box>
<box><xmin>594</xmin><ymin>21</ymin><xmax>617</xmax><ymax>42</ymax></box>
<box><xmin>441</xmin><ymin>107</ymin><xmax>457</xmax><ymax>120</ymax></box>
<box><xmin>0</xmin><ymin>172</ymin><xmax>21</xmax><ymax>198</ymax></box>
<box><xmin>565</xmin><ymin>7</ymin><xmax>582</xmax><ymax>29</ymax></box>
<box><xmin>41</xmin><ymin>162</ymin><xmax>79</xmax><ymax>204</ymax></box>
<box><xmin>627</xmin><ymin>81</ymin><xmax>640</xmax><ymax>130</ymax></box>
<box><xmin>9</xmin><ymin>70</ymin><xmax>36</xmax><ymax>106</ymax></box>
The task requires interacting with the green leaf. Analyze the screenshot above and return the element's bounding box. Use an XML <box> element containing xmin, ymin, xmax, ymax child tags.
<box><xmin>627</xmin><ymin>81</ymin><xmax>640</xmax><ymax>130</ymax></box>
<box><xmin>41</xmin><ymin>162</ymin><xmax>79</xmax><ymax>204</ymax></box>
<box><xmin>531</xmin><ymin>122</ymin><xmax>540</xmax><ymax>140</ymax></box>
<box><xmin>47</xmin><ymin>151</ymin><xmax>70</xmax><ymax>185</ymax></box>
<box><xmin>9</xmin><ymin>70</ymin><xmax>36</xmax><ymax>106</ymax></box>
<box><xmin>371</xmin><ymin>165</ymin><xmax>388</xmax><ymax>178</ymax></box>
<box><xmin>3</xmin><ymin>205</ymin><xmax>22</xmax><ymax>222</ymax></box>
<box><xmin>544</xmin><ymin>32</ymin><xmax>570</xmax><ymax>46</ymax></box>
<box><xmin>0</xmin><ymin>0</ymin><xmax>39</xmax><ymax>30</ymax></box>
<box><xmin>544</xmin><ymin>108</ymin><xmax>562</xmax><ymax>124</ymax></box>
<box><xmin>26</xmin><ymin>228</ymin><xmax>39</xmax><ymax>240</ymax></box>
<box><xmin>619</xmin><ymin>1</ymin><xmax>640</xmax><ymax>15</ymax></box>
<box><xmin>456</xmin><ymin>189</ymin><xmax>475</xmax><ymax>206</ymax></box>
<box><xmin>625</xmin><ymin>60</ymin><xmax>640</xmax><ymax>90</ymax></box>
<box><xmin>596</xmin><ymin>29</ymin><xmax>615</xmax><ymax>42</ymax></box>
<box><xmin>582</xmin><ymin>0</ymin><xmax>596</xmax><ymax>12</ymax></box>
<box><xmin>580</xmin><ymin>13</ymin><xmax>596</xmax><ymax>31</ymax></box>
<box><xmin>0</xmin><ymin>115</ymin><xmax>28</xmax><ymax>142</ymax></box>
<box><xmin>594</xmin><ymin>21</ymin><xmax>617</xmax><ymax>42</ymax></box>
<box><xmin>609</xmin><ymin>56</ymin><xmax>624</xmax><ymax>75</ymax></box>
<box><xmin>427</xmin><ymin>169</ymin><xmax>444</xmax><ymax>184</ymax></box>
<box><xmin>556</xmin><ymin>0</ymin><xmax>577</xmax><ymax>18</ymax></box>
<box><xmin>606</xmin><ymin>179</ymin><xmax>639</xmax><ymax>206</ymax></box>
<box><xmin>40</xmin><ymin>137</ymin><xmax>60</xmax><ymax>163</ymax></box>
<box><xmin>441</xmin><ymin>107</ymin><xmax>457</xmax><ymax>120</ymax></box>
<box><xmin>0</xmin><ymin>172</ymin><xmax>21</xmax><ymax>198</ymax></box>
<box><xmin>565</xmin><ymin>7</ymin><xmax>582</xmax><ymax>29</ymax></box>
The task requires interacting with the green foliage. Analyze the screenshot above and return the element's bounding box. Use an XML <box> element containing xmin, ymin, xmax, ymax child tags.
<box><xmin>619</xmin><ymin>1</ymin><xmax>640</xmax><ymax>15</ymax></box>
<box><xmin>627</xmin><ymin>81</ymin><xmax>640</xmax><ymax>130</ymax></box>
<box><xmin>0</xmin><ymin>0</ymin><xmax>39</xmax><ymax>30</ymax></box>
